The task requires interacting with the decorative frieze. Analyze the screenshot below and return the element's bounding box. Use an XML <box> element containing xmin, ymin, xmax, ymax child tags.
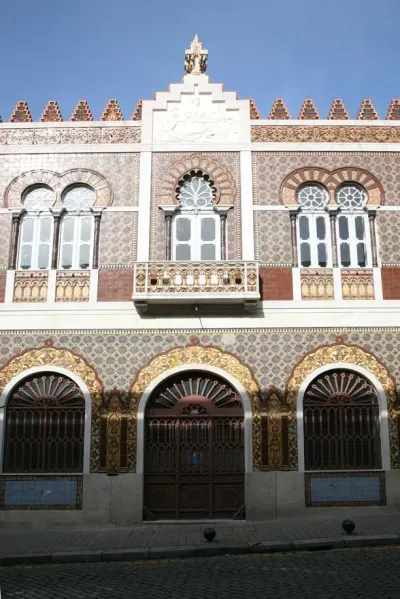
<box><xmin>0</xmin><ymin>127</ymin><xmax>141</xmax><ymax>145</ymax></box>
<box><xmin>251</xmin><ymin>125</ymin><xmax>400</xmax><ymax>143</ymax></box>
<box><xmin>301</xmin><ymin>269</ymin><xmax>334</xmax><ymax>300</ymax></box>
<box><xmin>13</xmin><ymin>271</ymin><xmax>48</xmax><ymax>303</ymax></box>
<box><xmin>341</xmin><ymin>269</ymin><xmax>375</xmax><ymax>300</ymax></box>
<box><xmin>55</xmin><ymin>271</ymin><xmax>90</xmax><ymax>302</ymax></box>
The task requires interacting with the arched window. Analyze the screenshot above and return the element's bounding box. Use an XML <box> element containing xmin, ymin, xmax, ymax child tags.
<box><xmin>173</xmin><ymin>173</ymin><xmax>220</xmax><ymax>261</ymax></box>
<box><xmin>303</xmin><ymin>369</ymin><xmax>381</xmax><ymax>471</ymax></box>
<box><xmin>59</xmin><ymin>185</ymin><xmax>95</xmax><ymax>269</ymax></box>
<box><xmin>18</xmin><ymin>185</ymin><xmax>55</xmax><ymax>270</ymax></box>
<box><xmin>297</xmin><ymin>184</ymin><xmax>330</xmax><ymax>268</ymax></box>
<box><xmin>3</xmin><ymin>373</ymin><xmax>85</xmax><ymax>473</ymax></box>
<box><xmin>336</xmin><ymin>184</ymin><xmax>369</xmax><ymax>267</ymax></box>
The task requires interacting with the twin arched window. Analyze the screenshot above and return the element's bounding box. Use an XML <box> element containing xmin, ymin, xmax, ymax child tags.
<box><xmin>18</xmin><ymin>184</ymin><xmax>95</xmax><ymax>270</ymax></box>
<box><xmin>173</xmin><ymin>174</ymin><xmax>220</xmax><ymax>261</ymax></box>
<box><xmin>297</xmin><ymin>183</ymin><xmax>369</xmax><ymax>268</ymax></box>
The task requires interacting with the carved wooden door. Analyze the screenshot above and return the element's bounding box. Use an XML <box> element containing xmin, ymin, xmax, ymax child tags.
<box><xmin>143</xmin><ymin>372</ymin><xmax>245</xmax><ymax>520</ymax></box>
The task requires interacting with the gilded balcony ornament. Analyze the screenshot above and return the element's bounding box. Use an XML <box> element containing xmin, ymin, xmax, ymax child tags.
<box><xmin>184</xmin><ymin>35</ymin><xmax>208</xmax><ymax>75</ymax></box>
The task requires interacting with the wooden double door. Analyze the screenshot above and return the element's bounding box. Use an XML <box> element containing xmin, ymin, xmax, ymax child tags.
<box><xmin>143</xmin><ymin>372</ymin><xmax>245</xmax><ymax>520</ymax></box>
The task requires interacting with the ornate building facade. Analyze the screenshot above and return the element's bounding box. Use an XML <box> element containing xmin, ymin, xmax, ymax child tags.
<box><xmin>1</xmin><ymin>37</ymin><xmax>400</xmax><ymax>528</ymax></box>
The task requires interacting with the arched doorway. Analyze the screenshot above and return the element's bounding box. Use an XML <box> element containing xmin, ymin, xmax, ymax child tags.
<box><xmin>303</xmin><ymin>369</ymin><xmax>382</xmax><ymax>471</ymax></box>
<box><xmin>143</xmin><ymin>370</ymin><xmax>245</xmax><ymax>520</ymax></box>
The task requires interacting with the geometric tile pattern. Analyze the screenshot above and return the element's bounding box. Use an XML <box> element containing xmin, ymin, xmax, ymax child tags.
<box><xmin>0</xmin><ymin>213</ymin><xmax>11</xmax><ymax>267</ymax></box>
<box><xmin>252</xmin><ymin>153</ymin><xmax>400</xmax><ymax>205</ymax></box>
<box><xmin>99</xmin><ymin>211</ymin><xmax>136</xmax><ymax>266</ymax></box>
<box><xmin>377</xmin><ymin>211</ymin><xmax>400</xmax><ymax>265</ymax></box>
<box><xmin>0</xmin><ymin>153</ymin><xmax>139</xmax><ymax>208</ymax></box>
<box><xmin>255</xmin><ymin>212</ymin><xmax>292</xmax><ymax>265</ymax></box>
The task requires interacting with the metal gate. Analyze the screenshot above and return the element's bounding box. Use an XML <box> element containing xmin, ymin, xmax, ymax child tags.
<box><xmin>143</xmin><ymin>372</ymin><xmax>245</xmax><ymax>520</ymax></box>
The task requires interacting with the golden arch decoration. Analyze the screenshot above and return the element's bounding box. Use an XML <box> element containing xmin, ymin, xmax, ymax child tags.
<box><xmin>157</xmin><ymin>154</ymin><xmax>237</xmax><ymax>206</ymax></box>
<box><xmin>130</xmin><ymin>343</ymin><xmax>262</xmax><ymax>470</ymax></box>
<box><xmin>286</xmin><ymin>341</ymin><xmax>399</xmax><ymax>469</ymax></box>
<box><xmin>0</xmin><ymin>341</ymin><xmax>104</xmax><ymax>471</ymax></box>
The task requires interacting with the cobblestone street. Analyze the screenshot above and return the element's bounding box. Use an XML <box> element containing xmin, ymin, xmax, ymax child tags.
<box><xmin>1</xmin><ymin>547</ymin><xmax>400</xmax><ymax>599</ymax></box>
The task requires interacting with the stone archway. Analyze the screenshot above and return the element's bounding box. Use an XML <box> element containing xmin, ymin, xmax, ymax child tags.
<box><xmin>130</xmin><ymin>343</ymin><xmax>262</xmax><ymax>472</ymax></box>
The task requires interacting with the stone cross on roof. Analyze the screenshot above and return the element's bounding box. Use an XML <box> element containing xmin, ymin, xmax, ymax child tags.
<box><xmin>185</xmin><ymin>35</ymin><xmax>208</xmax><ymax>75</ymax></box>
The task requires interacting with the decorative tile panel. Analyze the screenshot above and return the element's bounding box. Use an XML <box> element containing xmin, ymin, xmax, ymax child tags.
<box><xmin>377</xmin><ymin>211</ymin><xmax>400</xmax><ymax>265</ymax></box>
<box><xmin>55</xmin><ymin>271</ymin><xmax>90</xmax><ymax>302</ymax></box>
<box><xmin>301</xmin><ymin>269</ymin><xmax>334</xmax><ymax>300</ymax></box>
<box><xmin>251</xmin><ymin>125</ymin><xmax>400</xmax><ymax>143</ymax></box>
<box><xmin>13</xmin><ymin>271</ymin><xmax>48</xmax><ymax>302</ymax></box>
<box><xmin>305</xmin><ymin>472</ymin><xmax>385</xmax><ymax>507</ymax></box>
<box><xmin>0</xmin><ymin>153</ymin><xmax>139</xmax><ymax>208</ymax></box>
<box><xmin>0</xmin><ymin>212</ymin><xmax>11</xmax><ymax>267</ymax></box>
<box><xmin>99</xmin><ymin>211</ymin><xmax>136</xmax><ymax>266</ymax></box>
<box><xmin>252</xmin><ymin>152</ymin><xmax>400</xmax><ymax>206</ymax></box>
<box><xmin>255</xmin><ymin>212</ymin><xmax>292</xmax><ymax>265</ymax></box>
<box><xmin>341</xmin><ymin>269</ymin><xmax>375</xmax><ymax>300</ymax></box>
<box><xmin>0</xmin><ymin>476</ymin><xmax>83</xmax><ymax>510</ymax></box>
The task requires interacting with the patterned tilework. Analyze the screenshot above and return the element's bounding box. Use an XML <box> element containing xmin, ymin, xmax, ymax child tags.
<box><xmin>377</xmin><ymin>211</ymin><xmax>400</xmax><ymax>265</ymax></box>
<box><xmin>255</xmin><ymin>211</ymin><xmax>292</xmax><ymax>265</ymax></box>
<box><xmin>0</xmin><ymin>213</ymin><xmax>11</xmax><ymax>267</ymax></box>
<box><xmin>99</xmin><ymin>211</ymin><xmax>136</xmax><ymax>266</ymax></box>
<box><xmin>1</xmin><ymin>328</ymin><xmax>400</xmax><ymax>404</ymax></box>
<box><xmin>0</xmin><ymin>476</ymin><xmax>83</xmax><ymax>510</ymax></box>
<box><xmin>151</xmin><ymin>153</ymin><xmax>240</xmax><ymax>260</ymax></box>
<box><xmin>252</xmin><ymin>153</ymin><xmax>400</xmax><ymax>205</ymax></box>
<box><xmin>0</xmin><ymin>153</ymin><xmax>139</xmax><ymax>208</ymax></box>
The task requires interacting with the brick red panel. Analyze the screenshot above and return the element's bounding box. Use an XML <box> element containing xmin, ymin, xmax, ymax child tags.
<box><xmin>0</xmin><ymin>271</ymin><xmax>6</xmax><ymax>303</ymax></box>
<box><xmin>259</xmin><ymin>267</ymin><xmax>293</xmax><ymax>300</ymax></box>
<box><xmin>381</xmin><ymin>267</ymin><xmax>400</xmax><ymax>299</ymax></box>
<box><xmin>97</xmin><ymin>269</ymin><xmax>133</xmax><ymax>302</ymax></box>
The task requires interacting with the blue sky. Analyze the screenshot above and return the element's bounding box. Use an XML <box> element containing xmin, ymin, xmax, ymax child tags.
<box><xmin>1</xmin><ymin>0</ymin><xmax>399</xmax><ymax>121</ymax></box>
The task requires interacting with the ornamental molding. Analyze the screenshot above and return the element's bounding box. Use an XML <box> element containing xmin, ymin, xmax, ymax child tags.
<box><xmin>251</xmin><ymin>125</ymin><xmax>400</xmax><ymax>144</ymax></box>
<box><xmin>0</xmin><ymin>127</ymin><xmax>141</xmax><ymax>146</ymax></box>
<box><xmin>285</xmin><ymin>341</ymin><xmax>399</xmax><ymax>469</ymax></box>
<box><xmin>130</xmin><ymin>343</ymin><xmax>262</xmax><ymax>471</ymax></box>
<box><xmin>157</xmin><ymin>154</ymin><xmax>236</xmax><ymax>206</ymax></box>
<box><xmin>0</xmin><ymin>341</ymin><xmax>104</xmax><ymax>472</ymax></box>
<box><xmin>5</xmin><ymin>168</ymin><xmax>113</xmax><ymax>209</ymax></box>
<box><xmin>281</xmin><ymin>166</ymin><xmax>384</xmax><ymax>206</ymax></box>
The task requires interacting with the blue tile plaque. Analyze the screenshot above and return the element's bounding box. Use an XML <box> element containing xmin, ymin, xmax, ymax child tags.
<box><xmin>4</xmin><ymin>479</ymin><xmax>78</xmax><ymax>507</ymax></box>
<box><xmin>306</xmin><ymin>473</ymin><xmax>385</xmax><ymax>507</ymax></box>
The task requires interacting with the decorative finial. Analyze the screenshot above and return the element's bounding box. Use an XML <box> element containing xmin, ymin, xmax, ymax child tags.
<box><xmin>185</xmin><ymin>35</ymin><xmax>208</xmax><ymax>75</ymax></box>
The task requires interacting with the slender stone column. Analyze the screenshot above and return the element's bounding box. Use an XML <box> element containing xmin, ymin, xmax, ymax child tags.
<box><xmin>220</xmin><ymin>213</ymin><xmax>227</xmax><ymax>260</ymax></box>
<box><xmin>51</xmin><ymin>212</ymin><xmax>62</xmax><ymax>269</ymax></box>
<box><xmin>368</xmin><ymin>209</ymin><xmax>378</xmax><ymax>267</ymax></box>
<box><xmin>328</xmin><ymin>209</ymin><xmax>338</xmax><ymax>268</ymax></box>
<box><xmin>92</xmin><ymin>211</ymin><xmax>102</xmax><ymax>269</ymax></box>
<box><xmin>289</xmin><ymin>210</ymin><xmax>298</xmax><ymax>268</ymax></box>
<box><xmin>165</xmin><ymin>214</ymin><xmax>172</xmax><ymax>261</ymax></box>
<box><xmin>8</xmin><ymin>212</ymin><xmax>21</xmax><ymax>270</ymax></box>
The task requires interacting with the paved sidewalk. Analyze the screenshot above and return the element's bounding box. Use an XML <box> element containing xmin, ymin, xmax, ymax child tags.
<box><xmin>2</xmin><ymin>513</ymin><xmax>400</xmax><ymax>565</ymax></box>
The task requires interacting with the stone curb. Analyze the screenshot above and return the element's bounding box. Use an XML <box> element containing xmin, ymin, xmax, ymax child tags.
<box><xmin>1</xmin><ymin>534</ymin><xmax>400</xmax><ymax>566</ymax></box>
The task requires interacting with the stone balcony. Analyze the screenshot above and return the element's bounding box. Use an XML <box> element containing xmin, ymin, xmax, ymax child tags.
<box><xmin>133</xmin><ymin>261</ymin><xmax>260</xmax><ymax>312</ymax></box>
